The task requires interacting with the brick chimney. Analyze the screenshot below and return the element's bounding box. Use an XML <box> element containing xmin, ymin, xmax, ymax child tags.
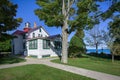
<box><xmin>34</xmin><ymin>22</ymin><xmax>37</xmax><ymax>28</ymax></box>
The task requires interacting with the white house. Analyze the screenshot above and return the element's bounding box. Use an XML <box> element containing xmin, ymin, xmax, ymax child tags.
<box><xmin>12</xmin><ymin>22</ymin><xmax>62</xmax><ymax>58</ymax></box>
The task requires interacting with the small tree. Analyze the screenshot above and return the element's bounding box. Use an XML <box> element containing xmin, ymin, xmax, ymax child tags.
<box><xmin>68</xmin><ymin>29</ymin><xmax>86</xmax><ymax>58</ymax></box>
<box><xmin>102</xmin><ymin>30</ymin><xmax>120</xmax><ymax>62</ymax></box>
<box><xmin>85</xmin><ymin>25</ymin><xmax>103</xmax><ymax>53</ymax></box>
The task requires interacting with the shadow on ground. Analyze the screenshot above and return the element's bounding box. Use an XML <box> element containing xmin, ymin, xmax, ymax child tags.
<box><xmin>0</xmin><ymin>53</ymin><xmax>26</xmax><ymax>64</ymax></box>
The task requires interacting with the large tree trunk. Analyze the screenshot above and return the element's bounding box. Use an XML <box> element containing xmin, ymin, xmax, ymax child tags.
<box><xmin>61</xmin><ymin>0</ymin><xmax>69</xmax><ymax>63</ymax></box>
<box><xmin>61</xmin><ymin>23</ymin><xmax>68</xmax><ymax>63</ymax></box>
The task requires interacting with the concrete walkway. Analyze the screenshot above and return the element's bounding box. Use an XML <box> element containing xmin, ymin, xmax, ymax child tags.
<box><xmin>0</xmin><ymin>58</ymin><xmax>120</xmax><ymax>80</ymax></box>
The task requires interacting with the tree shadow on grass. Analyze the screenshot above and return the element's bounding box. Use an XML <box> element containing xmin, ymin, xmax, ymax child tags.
<box><xmin>0</xmin><ymin>54</ymin><xmax>25</xmax><ymax>65</ymax></box>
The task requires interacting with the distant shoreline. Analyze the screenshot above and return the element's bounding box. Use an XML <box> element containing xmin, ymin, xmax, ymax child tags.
<box><xmin>87</xmin><ymin>49</ymin><xmax>111</xmax><ymax>54</ymax></box>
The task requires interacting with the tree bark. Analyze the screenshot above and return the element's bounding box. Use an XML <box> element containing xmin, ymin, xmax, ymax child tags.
<box><xmin>112</xmin><ymin>53</ymin><xmax>114</xmax><ymax>62</ymax></box>
<box><xmin>61</xmin><ymin>22</ymin><xmax>68</xmax><ymax>63</ymax></box>
<box><xmin>61</xmin><ymin>0</ymin><xmax>69</xmax><ymax>63</ymax></box>
<box><xmin>96</xmin><ymin>42</ymin><xmax>98</xmax><ymax>53</ymax></box>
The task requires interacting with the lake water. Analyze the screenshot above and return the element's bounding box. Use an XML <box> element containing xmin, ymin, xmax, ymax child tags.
<box><xmin>87</xmin><ymin>49</ymin><xmax>111</xmax><ymax>54</ymax></box>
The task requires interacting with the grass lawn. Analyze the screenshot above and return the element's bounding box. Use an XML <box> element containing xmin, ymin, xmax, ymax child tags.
<box><xmin>0</xmin><ymin>56</ymin><xmax>25</xmax><ymax>64</ymax></box>
<box><xmin>52</xmin><ymin>56</ymin><xmax>120</xmax><ymax>76</ymax></box>
<box><xmin>0</xmin><ymin>64</ymin><xmax>94</xmax><ymax>80</ymax></box>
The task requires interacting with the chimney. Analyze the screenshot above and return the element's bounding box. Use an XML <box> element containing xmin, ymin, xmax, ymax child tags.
<box><xmin>25</xmin><ymin>22</ymin><xmax>30</xmax><ymax>28</ymax></box>
<box><xmin>23</xmin><ymin>22</ymin><xmax>31</xmax><ymax>33</ymax></box>
<box><xmin>34</xmin><ymin>22</ymin><xmax>37</xmax><ymax>28</ymax></box>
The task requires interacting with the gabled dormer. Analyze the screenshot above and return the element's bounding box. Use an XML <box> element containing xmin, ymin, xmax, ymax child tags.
<box><xmin>27</xmin><ymin>26</ymin><xmax>49</xmax><ymax>39</ymax></box>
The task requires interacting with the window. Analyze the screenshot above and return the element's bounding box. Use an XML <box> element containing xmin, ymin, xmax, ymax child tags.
<box><xmin>23</xmin><ymin>34</ymin><xmax>26</xmax><ymax>39</ymax></box>
<box><xmin>54</xmin><ymin>41</ymin><xmax>62</xmax><ymax>50</ymax></box>
<box><xmin>41</xmin><ymin>34</ymin><xmax>43</xmax><ymax>37</ymax></box>
<box><xmin>39</xmin><ymin>28</ymin><xmax>41</xmax><ymax>32</ymax></box>
<box><xmin>29</xmin><ymin>39</ymin><xmax>37</xmax><ymax>49</ymax></box>
<box><xmin>23</xmin><ymin>42</ymin><xmax>26</xmax><ymax>49</ymax></box>
<box><xmin>38</xmin><ymin>34</ymin><xmax>40</xmax><ymax>37</ymax></box>
<box><xmin>43</xmin><ymin>39</ymin><xmax>50</xmax><ymax>49</ymax></box>
<box><xmin>38</xmin><ymin>34</ymin><xmax>43</xmax><ymax>37</ymax></box>
<box><xmin>33</xmin><ymin>33</ymin><xmax>35</xmax><ymax>38</ymax></box>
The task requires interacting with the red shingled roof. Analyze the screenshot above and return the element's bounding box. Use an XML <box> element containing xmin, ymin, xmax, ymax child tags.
<box><xmin>23</xmin><ymin>28</ymin><xmax>31</xmax><ymax>33</ymax></box>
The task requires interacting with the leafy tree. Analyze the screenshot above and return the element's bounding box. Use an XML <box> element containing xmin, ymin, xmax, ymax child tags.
<box><xmin>101</xmin><ymin>1</ymin><xmax>120</xmax><ymax>61</ymax></box>
<box><xmin>0</xmin><ymin>0</ymin><xmax>22</xmax><ymax>53</ymax></box>
<box><xmin>102</xmin><ymin>30</ymin><xmax>120</xmax><ymax>62</ymax></box>
<box><xmin>35</xmin><ymin>0</ymin><xmax>99</xmax><ymax>63</ymax></box>
<box><xmin>0</xmin><ymin>0</ymin><xmax>22</xmax><ymax>41</ymax></box>
<box><xmin>101</xmin><ymin>1</ymin><xmax>120</xmax><ymax>40</ymax></box>
<box><xmin>109</xmin><ymin>16</ymin><xmax>120</xmax><ymax>62</ymax></box>
<box><xmin>68</xmin><ymin>29</ymin><xmax>86</xmax><ymax>58</ymax></box>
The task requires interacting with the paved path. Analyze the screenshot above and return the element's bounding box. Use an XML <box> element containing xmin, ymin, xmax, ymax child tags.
<box><xmin>0</xmin><ymin>58</ymin><xmax>120</xmax><ymax>80</ymax></box>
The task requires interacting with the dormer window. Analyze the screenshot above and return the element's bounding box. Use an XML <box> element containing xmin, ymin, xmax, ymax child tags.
<box><xmin>39</xmin><ymin>28</ymin><xmax>41</xmax><ymax>32</ymax></box>
<box><xmin>33</xmin><ymin>33</ymin><xmax>35</xmax><ymax>38</ymax></box>
<box><xmin>38</xmin><ymin>34</ymin><xmax>40</xmax><ymax>37</ymax></box>
<box><xmin>41</xmin><ymin>34</ymin><xmax>43</xmax><ymax>37</ymax></box>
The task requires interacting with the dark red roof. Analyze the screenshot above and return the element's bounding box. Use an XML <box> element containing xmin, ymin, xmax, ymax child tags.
<box><xmin>12</xmin><ymin>30</ymin><xmax>25</xmax><ymax>35</ymax></box>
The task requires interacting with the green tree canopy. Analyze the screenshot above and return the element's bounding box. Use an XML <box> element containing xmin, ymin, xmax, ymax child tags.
<box><xmin>101</xmin><ymin>1</ymin><xmax>120</xmax><ymax>56</ymax></box>
<box><xmin>0</xmin><ymin>0</ymin><xmax>22</xmax><ymax>53</ymax></box>
<box><xmin>35</xmin><ymin>0</ymin><xmax>98</xmax><ymax>30</ymax></box>
<box><xmin>100</xmin><ymin>1</ymin><xmax>120</xmax><ymax>62</ymax></box>
<box><xmin>0</xmin><ymin>0</ymin><xmax>22</xmax><ymax>41</ymax></box>
<box><xmin>101</xmin><ymin>1</ymin><xmax>120</xmax><ymax>39</ymax></box>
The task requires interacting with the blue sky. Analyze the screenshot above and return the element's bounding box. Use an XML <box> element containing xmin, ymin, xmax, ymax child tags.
<box><xmin>11</xmin><ymin>0</ymin><xmax>111</xmax><ymax>49</ymax></box>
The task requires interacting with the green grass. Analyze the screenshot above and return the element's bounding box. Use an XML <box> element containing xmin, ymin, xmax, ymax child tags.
<box><xmin>52</xmin><ymin>56</ymin><xmax>120</xmax><ymax>76</ymax></box>
<box><xmin>0</xmin><ymin>64</ymin><xmax>94</xmax><ymax>80</ymax></box>
<box><xmin>0</xmin><ymin>56</ymin><xmax>25</xmax><ymax>64</ymax></box>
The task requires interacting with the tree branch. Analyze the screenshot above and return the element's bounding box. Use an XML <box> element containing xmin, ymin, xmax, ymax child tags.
<box><xmin>66</xmin><ymin>0</ymin><xmax>75</xmax><ymax>18</ymax></box>
<box><xmin>62</xmin><ymin>0</ymin><xmax>65</xmax><ymax>15</ymax></box>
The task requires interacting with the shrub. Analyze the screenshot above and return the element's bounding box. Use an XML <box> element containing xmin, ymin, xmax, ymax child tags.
<box><xmin>68</xmin><ymin>35</ymin><xmax>86</xmax><ymax>58</ymax></box>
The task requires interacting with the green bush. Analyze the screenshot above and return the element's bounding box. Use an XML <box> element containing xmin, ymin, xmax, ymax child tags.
<box><xmin>68</xmin><ymin>46</ymin><xmax>81</xmax><ymax>58</ymax></box>
<box><xmin>68</xmin><ymin>35</ymin><xmax>86</xmax><ymax>58</ymax></box>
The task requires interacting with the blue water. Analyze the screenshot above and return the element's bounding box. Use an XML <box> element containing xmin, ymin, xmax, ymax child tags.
<box><xmin>87</xmin><ymin>49</ymin><xmax>111</xmax><ymax>54</ymax></box>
